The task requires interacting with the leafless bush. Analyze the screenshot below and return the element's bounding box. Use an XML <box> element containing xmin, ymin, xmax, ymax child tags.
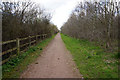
<box><xmin>2</xmin><ymin>1</ymin><xmax>58</xmax><ymax>41</ymax></box>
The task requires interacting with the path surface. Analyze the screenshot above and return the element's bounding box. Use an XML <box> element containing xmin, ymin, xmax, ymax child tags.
<box><xmin>21</xmin><ymin>33</ymin><xmax>82</xmax><ymax>78</ymax></box>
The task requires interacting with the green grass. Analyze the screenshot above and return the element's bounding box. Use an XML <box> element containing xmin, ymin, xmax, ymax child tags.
<box><xmin>61</xmin><ymin>34</ymin><xmax>118</xmax><ymax>78</ymax></box>
<box><xmin>2</xmin><ymin>35</ymin><xmax>56</xmax><ymax>78</ymax></box>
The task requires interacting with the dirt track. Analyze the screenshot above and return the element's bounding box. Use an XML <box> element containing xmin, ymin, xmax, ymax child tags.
<box><xmin>21</xmin><ymin>33</ymin><xmax>82</xmax><ymax>78</ymax></box>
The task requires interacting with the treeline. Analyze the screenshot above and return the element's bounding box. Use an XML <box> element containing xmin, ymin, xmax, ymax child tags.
<box><xmin>2</xmin><ymin>1</ymin><xmax>59</xmax><ymax>41</ymax></box>
<box><xmin>61</xmin><ymin>1</ymin><xmax>119</xmax><ymax>51</ymax></box>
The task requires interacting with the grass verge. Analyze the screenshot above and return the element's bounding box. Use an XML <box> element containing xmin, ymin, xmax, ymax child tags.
<box><xmin>61</xmin><ymin>34</ymin><xmax>118</xmax><ymax>78</ymax></box>
<box><xmin>2</xmin><ymin>35</ymin><xmax>56</xmax><ymax>78</ymax></box>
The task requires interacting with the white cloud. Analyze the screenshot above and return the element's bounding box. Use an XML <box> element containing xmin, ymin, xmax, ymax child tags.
<box><xmin>51</xmin><ymin>1</ymin><xmax>77</xmax><ymax>29</ymax></box>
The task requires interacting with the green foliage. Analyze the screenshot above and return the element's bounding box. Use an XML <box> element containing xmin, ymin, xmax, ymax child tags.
<box><xmin>118</xmin><ymin>52</ymin><xmax>120</xmax><ymax>59</ymax></box>
<box><xmin>40</xmin><ymin>48</ymin><xmax>43</xmax><ymax>50</ymax></box>
<box><xmin>61</xmin><ymin>34</ymin><xmax>118</xmax><ymax>78</ymax></box>
<box><xmin>2</xmin><ymin>35</ymin><xmax>56</xmax><ymax>78</ymax></box>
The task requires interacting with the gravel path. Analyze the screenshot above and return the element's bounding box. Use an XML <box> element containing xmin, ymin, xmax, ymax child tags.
<box><xmin>21</xmin><ymin>33</ymin><xmax>83</xmax><ymax>78</ymax></box>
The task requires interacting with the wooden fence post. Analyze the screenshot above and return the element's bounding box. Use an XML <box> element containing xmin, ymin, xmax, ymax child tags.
<box><xmin>36</xmin><ymin>35</ymin><xmax>38</xmax><ymax>43</ymax></box>
<box><xmin>29</xmin><ymin>36</ymin><xmax>31</xmax><ymax>47</ymax></box>
<box><xmin>16</xmin><ymin>38</ymin><xmax>20</xmax><ymax>55</ymax></box>
<box><xmin>46</xmin><ymin>34</ymin><xmax>47</xmax><ymax>38</ymax></box>
<box><xmin>39</xmin><ymin>35</ymin><xmax>41</xmax><ymax>41</ymax></box>
<box><xmin>45</xmin><ymin>34</ymin><xmax>46</xmax><ymax>38</ymax></box>
<box><xmin>43</xmin><ymin>34</ymin><xmax>44</xmax><ymax>39</ymax></box>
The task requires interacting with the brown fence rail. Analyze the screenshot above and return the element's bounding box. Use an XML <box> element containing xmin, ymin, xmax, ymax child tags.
<box><xmin>0</xmin><ymin>34</ymin><xmax>47</xmax><ymax>64</ymax></box>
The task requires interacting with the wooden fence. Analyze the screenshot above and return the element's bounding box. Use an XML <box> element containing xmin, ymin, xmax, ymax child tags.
<box><xmin>0</xmin><ymin>34</ymin><xmax>47</xmax><ymax>64</ymax></box>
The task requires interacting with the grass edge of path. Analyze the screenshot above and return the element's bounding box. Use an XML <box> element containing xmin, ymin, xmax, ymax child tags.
<box><xmin>61</xmin><ymin>33</ymin><xmax>118</xmax><ymax>78</ymax></box>
<box><xmin>2</xmin><ymin>34</ymin><xmax>56</xmax><ymax>78</ymax></box>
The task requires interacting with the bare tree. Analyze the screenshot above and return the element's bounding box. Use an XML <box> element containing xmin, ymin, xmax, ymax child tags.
<box><xmin>61</xmin><ymin>1</ymin><xmax>119</xmax><ymax>51</ymax></box>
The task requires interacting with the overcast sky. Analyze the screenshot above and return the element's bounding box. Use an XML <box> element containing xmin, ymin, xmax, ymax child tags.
<box><xmin>33</xmin><ymin>0</ymin><xmax>84</xmax><ymax>30</ymax></box>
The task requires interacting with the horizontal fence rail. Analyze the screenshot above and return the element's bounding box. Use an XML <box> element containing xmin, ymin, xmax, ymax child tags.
<box><xmin>0</xmin><ymin>34</ymin><xmax>47</xmax><ymax>64</ymax></box>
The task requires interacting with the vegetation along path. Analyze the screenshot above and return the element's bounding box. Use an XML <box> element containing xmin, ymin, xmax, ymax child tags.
<box><xmin>21</xmin><ymin>33</ymin><xmax>83</xmax><ymax>78</ymax></box>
